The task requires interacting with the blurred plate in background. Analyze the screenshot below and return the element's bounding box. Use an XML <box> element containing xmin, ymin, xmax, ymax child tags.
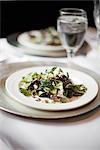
<box><xmin>7</xmin><ymin>28</ymin><xmax>94</xmax><ymax>57</ymax></box>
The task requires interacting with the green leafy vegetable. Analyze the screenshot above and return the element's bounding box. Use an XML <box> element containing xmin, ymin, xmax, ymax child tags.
<box><xmin>19</xmin><ymin>88</ymin><xmax>31</xmax><ymax>96</ymax></box>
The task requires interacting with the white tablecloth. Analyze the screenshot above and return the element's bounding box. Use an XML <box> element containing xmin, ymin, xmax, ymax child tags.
<box><xmin>0</xmin><ymin>38</ymin><xmax>100</xmax><ymax>150</ymax></box>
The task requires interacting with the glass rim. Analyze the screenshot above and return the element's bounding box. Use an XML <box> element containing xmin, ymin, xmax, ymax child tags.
<box><xmin>59</xmin><ymin>8</ymin><xmax>87</xmax><ymax>15</ymax></box>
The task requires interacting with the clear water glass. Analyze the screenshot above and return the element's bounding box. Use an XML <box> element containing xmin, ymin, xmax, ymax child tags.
<box><xmin>57</xmin><ymin>8</ymin><xmax>88</xmax><ymax>62</ymax></box>
<box><xmin>94</xmin><ymin>0</ymin><xmax>100</xmax><ymax>50</ymax></box>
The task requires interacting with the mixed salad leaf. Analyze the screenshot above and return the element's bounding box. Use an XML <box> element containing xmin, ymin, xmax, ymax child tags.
<box><xmin>19</xmin><ymin>67</ymin><xmax>87</xmax><ymax>103</ymax></box>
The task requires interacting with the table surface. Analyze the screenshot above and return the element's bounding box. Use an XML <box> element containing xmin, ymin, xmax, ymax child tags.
<box><xmin>0</xmin><ymin>27</ymin><xmax>100</xmax><ymax>150</ymax></box>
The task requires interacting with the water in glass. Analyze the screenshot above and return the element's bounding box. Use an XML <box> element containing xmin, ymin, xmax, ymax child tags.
<box><xmin>57</xmin><ymin>8</ymin><xmax>88</xmax><ymax>59</ymax></box>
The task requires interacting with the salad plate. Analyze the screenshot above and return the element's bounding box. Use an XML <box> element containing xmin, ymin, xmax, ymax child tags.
<box><xmin>17</xmin><ymin>32</ymin><xmax>64</xmax><ymax>52</ymax></box>
<box><xmin>0</xmin><ymin>61</ymin><xmax>100</xmax><ymax>119</ymax></box>
<box><xmin>7</xmin><ymin>33</ymin><xmax>66</xmax><ymax>57</ymax></box>
<box><xmin>5</xmin><ymin>66</ymin><xmax>98</xmax><ymax>111</ymax></box>
<box><xmin>17</xmin><ymin>27</ymin><xmax>64</xmax><ymax>52</ymax></box>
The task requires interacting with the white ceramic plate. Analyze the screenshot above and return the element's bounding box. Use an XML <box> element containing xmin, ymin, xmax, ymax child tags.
<box><xmin>5</xmin><ymin>66</ymin><xmax>98</xmax><ymax>111</ymax></box>
<box><xmin>17</xmin><ymin>32</ymin><xmax>64</xmax><ymax>52</ymax></box>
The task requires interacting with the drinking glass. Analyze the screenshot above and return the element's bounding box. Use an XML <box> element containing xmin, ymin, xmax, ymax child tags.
<box><xmin>93</xmin><ymin>0</ymin><xmax>100</xmax><ymax>50</ymax></box>
<box><xmin>57</xmin><ymin>8</ymin><xmax>88</xmax><ymax>62</ymax></box>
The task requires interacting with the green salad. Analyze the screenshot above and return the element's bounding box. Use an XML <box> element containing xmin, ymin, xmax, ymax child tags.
<box><xmin>19</xmin><ymin>67</ymin><xmax>87</xmax><ymax>103</ymax></box>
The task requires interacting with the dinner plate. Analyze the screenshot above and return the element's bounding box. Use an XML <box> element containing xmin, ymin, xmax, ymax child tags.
<box><xmin>18</xmin><ymin>32</ymin><xmax>64</xmax><ymax>51</ymax></box>
<box><xmin>7</xmin><ymin>33</ymin><xmax>66</xmax><ymax>57</ymax></box>
<box><xmin>5</xmin><ymin>66</ymin><xmax>98</xmax><ymax>111</ymax></box>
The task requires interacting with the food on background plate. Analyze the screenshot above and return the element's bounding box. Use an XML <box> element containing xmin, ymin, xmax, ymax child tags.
<box><xmin>28</xmin><ymin>27</ymin><xmax>61</xmax><ymax>46</ymax></box>
<box><xmin>19</xmin><ymin>67</ymin><xmax>87</xmax><ymax>104</ymax></box>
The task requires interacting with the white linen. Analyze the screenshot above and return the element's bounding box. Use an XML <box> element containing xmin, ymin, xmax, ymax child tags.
<box><xmin>0</xmin><ymin>38</ymin><xmax>100</xmax><ymax>150</ymax></box>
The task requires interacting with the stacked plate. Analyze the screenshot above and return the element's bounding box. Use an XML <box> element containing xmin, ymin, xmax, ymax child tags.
<box><xmin>0</xmin><ymin>61</ymin><xmax>99</xmax><ymax>119</ymax></box>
